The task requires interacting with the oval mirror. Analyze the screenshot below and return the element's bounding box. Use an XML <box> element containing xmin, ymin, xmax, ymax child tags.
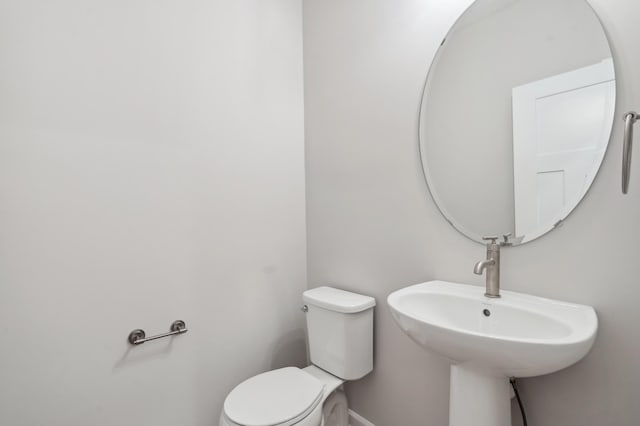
<box><xmin>419</xmin><ymin>0</ymin><xmax>615</xmax><ymax>246</ymax></box>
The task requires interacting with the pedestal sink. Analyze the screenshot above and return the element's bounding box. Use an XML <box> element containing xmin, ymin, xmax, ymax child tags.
<box><xmin>387</xmin><ymin>281</ymin><xmax>597</xmax><ymax>426</ymax></box>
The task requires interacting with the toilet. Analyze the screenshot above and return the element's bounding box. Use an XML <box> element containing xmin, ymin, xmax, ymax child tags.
<box><xmin>219</xmin><ymin>286</ymin><xmax>376</xmax><ymax>426</ymax></box>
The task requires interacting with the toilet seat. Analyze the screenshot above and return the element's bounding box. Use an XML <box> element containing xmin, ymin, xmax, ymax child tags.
<box><xmin>223</xmin><ymin>367</ymin><xmax>324</xmax><ymax>426</ymax></box>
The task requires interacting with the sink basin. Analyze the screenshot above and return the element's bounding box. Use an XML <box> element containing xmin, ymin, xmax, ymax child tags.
<box><xmin>387</xmin><ymin>281</ymin><xmax>598</xmax><ymax>426</ymax></box>
<box><xmin>387</xmin><ymin>280</ymin><xmax>597</xmax><ymax>377</ymax></box>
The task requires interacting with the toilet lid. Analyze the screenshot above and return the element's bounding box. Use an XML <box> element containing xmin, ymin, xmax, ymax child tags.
<box><xmin>224</xmin><ymin>367</ymin><xmax>324</xmax><ymax>426</ymax></box>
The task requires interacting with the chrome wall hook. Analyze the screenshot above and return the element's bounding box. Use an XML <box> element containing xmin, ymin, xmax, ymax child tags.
<box><xmin>623</xmin><ymin>111</ymin><xmax>638</xmax><ymax>194</ymax></box>
<box><xmin>128</xmin><ymin>320</ymin><xmax>188</xmax><ymax>345</ymax></box>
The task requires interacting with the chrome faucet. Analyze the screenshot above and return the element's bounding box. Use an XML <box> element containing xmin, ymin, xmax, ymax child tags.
<box><xmin>474</xmin><ymin>236</ymin><xmax>501</xmax><ymax>298</ymax></box>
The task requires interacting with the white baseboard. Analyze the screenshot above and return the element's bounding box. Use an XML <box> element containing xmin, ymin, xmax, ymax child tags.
<box><xmin>349</xmin><ymin>409</ymin><xmax>376</xmax><ymax>426</ymax></box>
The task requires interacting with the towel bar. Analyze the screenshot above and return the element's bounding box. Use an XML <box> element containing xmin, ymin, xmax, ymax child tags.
<box><xmin>128</xmin><ymin>320</ymin><xmax>188</xmax><ymax>345</ymax></box>
<box><xmin>623</xmin><ymin>111</ymin><xmax>638</xmax><ymax>194</ymax></box>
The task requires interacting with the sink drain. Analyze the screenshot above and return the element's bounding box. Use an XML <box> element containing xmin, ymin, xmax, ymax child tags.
<box><xmin>482</xmin><ymin>309</ymin><xmax>491</xmax><ymax>317</ymax></box>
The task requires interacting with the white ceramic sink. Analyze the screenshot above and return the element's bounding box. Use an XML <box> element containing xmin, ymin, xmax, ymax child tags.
<box><xmin>388</xmin><ymin>280</ymin><xmax>597</xmax><ymax>377</ymax></box>
<box><xmin>387</xmin><ymin>281</ymin><xmax>598</xmax><ymax>426</ymax></box>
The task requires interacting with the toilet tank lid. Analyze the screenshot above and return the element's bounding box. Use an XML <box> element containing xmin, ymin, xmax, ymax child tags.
<box><xmin>303</xmin><ymin>287</ymin><xmax>376</xmax><ymax>313</ymax></box>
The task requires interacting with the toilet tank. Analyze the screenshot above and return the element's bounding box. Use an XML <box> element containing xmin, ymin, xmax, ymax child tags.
<box><xmin>302</xmin><ymin>287</ymin><xmax>376</xmax><ymax>380</ymax></box>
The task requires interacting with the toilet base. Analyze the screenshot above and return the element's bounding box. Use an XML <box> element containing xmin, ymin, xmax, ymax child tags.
<box><xmin>220</xmin><ymin>405</ymin><xmax>321</xmax><ymax>426</ymax></box>
<box><xmin>322</xmin><ymin>390</ymin><xmax>349</xmax><ymax>426</ymax></box>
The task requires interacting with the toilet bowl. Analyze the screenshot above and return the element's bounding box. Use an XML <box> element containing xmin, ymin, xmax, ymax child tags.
<box><xmin>219</xmin><ymin>287</ymin><xmax>375</xmax><ymax>426</ymax></box>
<box><xmin>219</xmin><ymin>366</ymin><xmax>347</xmax><ymax>426</ymax></box>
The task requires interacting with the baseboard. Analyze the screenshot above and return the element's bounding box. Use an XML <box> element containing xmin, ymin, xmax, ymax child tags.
<box><xmin>349</xmin><ymin>409</ymin><xmax>376</xmax><ymax>426</ymax></box>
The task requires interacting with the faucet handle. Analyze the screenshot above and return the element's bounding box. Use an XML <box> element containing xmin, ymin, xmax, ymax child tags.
<box><xmin>482</xmin><ymin>236</ymin><xmax>499</xmax><ymax>245</ymax></box>
<box><xmin>501</xmin><ymin>233</ymin><xmax>513</xmax><ymax>246</ymax></box>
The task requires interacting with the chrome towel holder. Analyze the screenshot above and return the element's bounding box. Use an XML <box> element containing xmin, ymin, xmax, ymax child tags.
<box><xmin>623</xmin><ymin>111</ymin><xmax>638</xmax><ymax>194</ymax></box>
<box><xmin>128</xmin><ymin>320</ymin><xmax>188</xmax><ymax>345</ymax></box>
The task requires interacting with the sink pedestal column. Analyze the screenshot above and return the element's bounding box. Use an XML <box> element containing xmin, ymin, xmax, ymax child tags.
<box><xmin>449</xmin><ymin>364</ymin><xmax>511</xmax><ymax>426</ymax></box>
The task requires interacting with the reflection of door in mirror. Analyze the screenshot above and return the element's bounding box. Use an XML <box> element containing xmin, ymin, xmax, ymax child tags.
<box><xmin>512</xmin><ymin>58</ymin><xmax>615</xmax><ymax>242</ymax></box>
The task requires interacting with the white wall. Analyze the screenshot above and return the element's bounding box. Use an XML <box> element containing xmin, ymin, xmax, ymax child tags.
<box><xmin>0</xmin><ymin>1</ymin><xmax>306</xmax><ymax>425</ymax></box>
<box><xmin>304</xmin><ymin>0</ymin><xmax>640</xmax><ymax>425</ymax></box>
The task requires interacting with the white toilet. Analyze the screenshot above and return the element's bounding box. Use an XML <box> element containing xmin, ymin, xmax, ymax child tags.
<box><xmin>219</xmin><ymin>286</ymin><xmax>376</xmax><ymax>426</ymax></box>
